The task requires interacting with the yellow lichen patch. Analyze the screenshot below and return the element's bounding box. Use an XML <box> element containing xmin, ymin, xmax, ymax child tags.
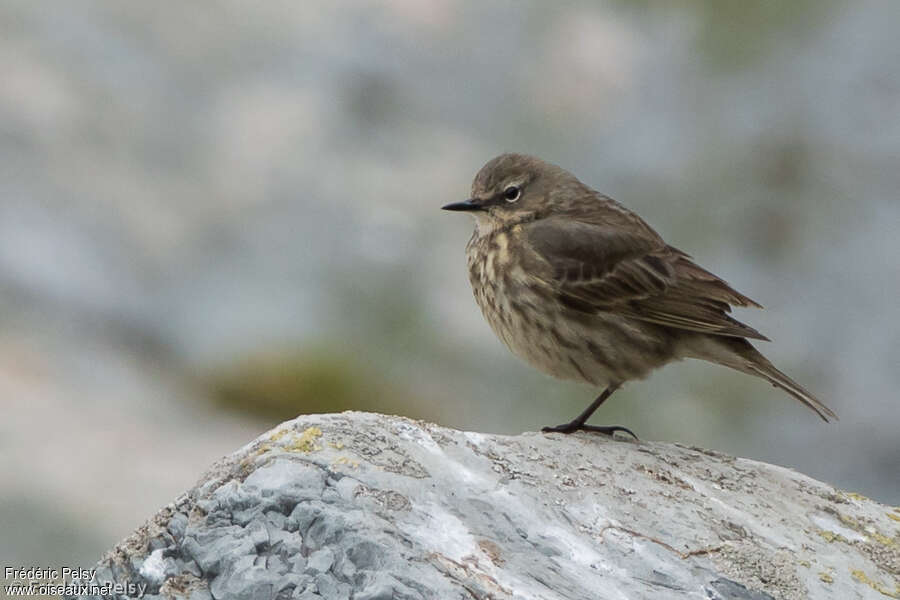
<box><xmin>798</xmin><ymin>559</ymin><xmax>811</xmax><ymax>568</ymax></box>
<box><xmin>328</xmin><ymin>441</ymin><xmax>345</xmax><ymax>450</ymax></box>
<box><xmin>818</xmin><ymin>572</ymin><xmax>833</xmax><ymax>584</ymax></box>
<box><xmin>332</xmin><ymin>456</ymin><xmax>359</xmax><ymax>469</ymax></box>
<box><xmin>870</xmin><ymin>531</ymin><xmax>898</xmax><ymax>548</ymax></box>
<box><xmin>243</xmin><ymin>442</ymin><xmax>272</xmax><ymax>463</ymax></box>
<box><xmin>839</xmin><ymin>512</ymin><xmax>864</xmax><ymax>529</ymax></box>
<box><xmin>850</xmin><ymin>569</ymin><xmax>900</xmax><ymax>598</ymax></box>
<box><xmin>844</xmin><ymin>491</ymin><xmax>870</xmax><ymax>502</ymax></box>
<box><xmin>888</xmin><ymin>511</ymin><xmax>900</xmax><ymax>523</ymax></box>
<box><xmin>241</xmin><ymin>440</ymin><xmax>279</xmax><ymax>469</ymax></box>
<box><xmin>282</xmin><ymin>426</ymin><xmax>323</xmax><ymax>453</ymax></box>
<box><xmin>818</xmin><ymin>529</ymin><xmax>850</xmax><ymax>544</ymax></box>
<box><xmin>269</xmin><ymin>428</ymin><xmax>289</xmax><ymax>442</ymax></box>
<box><xmin>834</xmin><ymin>512</ymin><xmax>899</xmax><ymax>547</ymax></box>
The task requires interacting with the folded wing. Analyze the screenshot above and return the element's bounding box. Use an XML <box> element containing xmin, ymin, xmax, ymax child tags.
<box><xmin>525</xmin><ymin>217</ymin><xmax>769</xmax><ymax>340</ymax></box>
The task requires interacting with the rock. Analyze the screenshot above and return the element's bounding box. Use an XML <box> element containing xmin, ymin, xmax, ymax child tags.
<box><xmin>64</xmin><ymin>412</ymin><xmax>899</xmax><ymax>599</ymax></box>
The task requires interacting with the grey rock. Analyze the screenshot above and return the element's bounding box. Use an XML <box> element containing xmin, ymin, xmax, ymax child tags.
<box><xmin>273</xmin><ymin>571</ymin><xmax>308</xmax><ymax>593</ymax></box>
<box><xmin>304</xmin><ymin>513</ymin><xmax>346</xmax><ymax>550</ymax></box>
<box><xmin>230</xmin><ymin>506</ymin><xmax>261</xmax><ymax>527</ymax></box>
<box><xmin>182</xmin><ymin>526</ymin><xmax>256</xmax><ymax>575</ymax></box>
<box><xmin>356</xmin><ymin>573</ymin><xmax>424</xmax><ymax>600</ymax></box>
<box><xmin>332</xmin><ymin>475</ymin><xmax>361</xmax><ymax>501</ymax></box>
<box><xmin>706</xmin><ymin>577</ymin><xmax>777</xmax><ymax>599</ymax></box>
<box><xmin>246</xmin><ymin>520</ymin><xmax>269</xmax><ymax>549</ymax></box>
<box><xmin>210</xmin><ymin>556</ymin><xmax>273</xmax><ymax>600</ymax></box>
<box><xmin>65</xmin><ymin>412</ymin><xmax>900</xmax><ymax>600</ymax></box>
<box><xmin>188</xmin><ymin>589</ymin><xmax>213</xmax><ymax>600</ymax></box>
<box><xmin>183</xmin><ymin>560</ymin><xmax>202</xmax><ymax>577</ymax></box>
<box><xmin>353</xmin><ymin>582</ymin><xmax>394</xmax><ymax>600</ymax></box>
<box><xmin>313</xmin><ymin>572</ymin><xmax>345</xmax><ymax>599</ymax></box>
<box><xmin>168</xmin><ymin>512</ymin><xmax>189</xmax><ymax>538</ymax></box>
<box><xmin>344</xmin><ymin>539</ymin><xmax>382</xmax><ymax>571</ymax></box>
<box><xmin>269</xmin><ymin>528</ymin><xmax>303</xmax><ymax>555</ymax></box>
<box><xmin>139</xmin><ymin>548</ymin><xmax>168</xmax><ymax>585</ymax></box>
<box><xmin>287</xmin><ymin>502</ymin><xmax>323</xmax><ymax>536</ymax></box>
<box><xmin>265</xmin><ymin>510</ymin><xmax>286</xmax><ymax>529</ymax></box>
<box><xmin>148</xmin><ymin>534</ymin><xmax>173</xmax><ymax>552</ymax></box>
<box><xmin>243</xmin><ymin>459</ymin><xmax>327</xmax><ymax>510</ymax></box>
<box><xmin>264</xmin><ymin>553</ymin><xmax>289</xmax><ymax>575</ymax></box>
<box><xmin>288</xmin><ymin>554</ymin><xmax>307</xmax><ymax>573</ymax></box>
<box><xmin>305</xmin><ymin>548</ymin><xmax>334</xmax><ymax>574</ymax></box>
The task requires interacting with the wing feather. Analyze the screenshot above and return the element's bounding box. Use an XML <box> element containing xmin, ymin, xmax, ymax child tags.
<box><xmin>526</xmin><ymin>218</ymin><xmax>769</xmax><ymax>340</ymax></box>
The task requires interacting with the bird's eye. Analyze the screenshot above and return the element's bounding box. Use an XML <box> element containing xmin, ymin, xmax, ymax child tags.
<box><xmin>503</xmin><ymin>185</ymin><xmax>521</xmax><ymax>202</ymax></box>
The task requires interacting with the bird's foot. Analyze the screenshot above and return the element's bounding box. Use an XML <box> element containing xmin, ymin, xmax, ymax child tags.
<box><xmin>541</xmin><ymin>422</ymin><xmax>638</xmax><ymax>440</ymax></box>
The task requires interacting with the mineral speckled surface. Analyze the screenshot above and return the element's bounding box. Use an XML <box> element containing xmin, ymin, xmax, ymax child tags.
<box><xmin>66</xmin><ymin>412</ymin><xmax>899</xmax><ymax>599</ymax></box>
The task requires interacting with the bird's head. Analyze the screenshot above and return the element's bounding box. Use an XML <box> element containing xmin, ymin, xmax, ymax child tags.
<box><xmin>442</xmin><ymin>153</ymin><xmax>589</xmax><ymax>230</ymax></box>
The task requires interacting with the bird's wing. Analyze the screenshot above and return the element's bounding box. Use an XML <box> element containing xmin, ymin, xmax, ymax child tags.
<box><xmin>525</xmin><ymin>218</ymin><xmax>769</xmax><ymax>340</ymax></box>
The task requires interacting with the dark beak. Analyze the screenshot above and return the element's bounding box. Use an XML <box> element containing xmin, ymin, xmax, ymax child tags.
<box><xmin>441</xmin><ymin>199</ymin><xmax>482</xmax><ymax>212</ymax></box>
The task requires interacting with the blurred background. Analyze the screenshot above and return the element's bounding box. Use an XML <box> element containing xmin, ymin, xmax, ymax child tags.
<box><xmin>1</xmin><ymin>0</ymin><xmax>898</xmax><ymax>572</ymax></box>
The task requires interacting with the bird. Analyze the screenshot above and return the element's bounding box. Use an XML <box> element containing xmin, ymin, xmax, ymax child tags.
<box><xmin>442</xmin><ymin>153</ymin><xmax>836</xmax><ymax>437</ymax></box>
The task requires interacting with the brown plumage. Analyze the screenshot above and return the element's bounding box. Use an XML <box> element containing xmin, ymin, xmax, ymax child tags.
<box><xmin>443</xmin><ymin>153</ymin><xmax>836</xmax><ymax>436</ymax></box>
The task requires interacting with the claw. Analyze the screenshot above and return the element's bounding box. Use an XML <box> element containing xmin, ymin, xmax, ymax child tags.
<box><xmin>542</xmin><ymin>423</ymin><xmax>638</xmax><ymax>440</ymax></box>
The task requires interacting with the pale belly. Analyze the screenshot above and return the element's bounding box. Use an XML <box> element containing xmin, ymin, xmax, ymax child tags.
<box><xmin>467</xmin><ymin>249</ymin><xmax>672</xmax><ymax>388</ymax></box>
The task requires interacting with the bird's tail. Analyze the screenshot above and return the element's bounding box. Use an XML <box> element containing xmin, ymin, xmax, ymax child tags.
<box><xmin>682</xmin><ymin>336</ymin><xmax>837</xmax><ymax>422</ymax></box>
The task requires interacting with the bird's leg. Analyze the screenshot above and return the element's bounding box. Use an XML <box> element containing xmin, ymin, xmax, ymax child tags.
<box><xmin>541</xmin><ymin>385</ymin><xmax>637</xmax><ymax>439</ymax></box>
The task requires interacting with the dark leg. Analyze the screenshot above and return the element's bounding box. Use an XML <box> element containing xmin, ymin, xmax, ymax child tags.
<box><xmin>541</xmin><ymin>385</ymin><xmax>637</xmax><ymax>439</ymax></box>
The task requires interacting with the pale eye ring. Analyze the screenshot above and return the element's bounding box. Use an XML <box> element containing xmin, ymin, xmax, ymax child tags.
<box><xmin>503</xmin><ymin>185</ymin><xmax>521</xmax><ymax>202</ymax></box>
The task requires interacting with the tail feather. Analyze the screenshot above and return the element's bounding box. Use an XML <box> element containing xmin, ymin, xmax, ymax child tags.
<box><xmin>684</xmin><ymin>336</ymin><xmax>837</xmax><ymax>422</ymax></box>
<box><xmin>744</xmin><ymin>361</ymin><xmax>837</xmax><ymax>422</ymax></box>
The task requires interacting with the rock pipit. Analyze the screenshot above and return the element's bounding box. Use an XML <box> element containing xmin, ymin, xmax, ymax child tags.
<box><xmin>443</xmin><ymin>153</ymin><xmax>835</xmax><ymax>437</ymax></box>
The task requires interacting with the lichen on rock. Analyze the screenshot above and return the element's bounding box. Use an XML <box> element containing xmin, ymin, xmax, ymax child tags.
<box><xmin>66</xmin><ymin>412</ymin><xmax>899</xmax><ymax>599</ymax></box>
